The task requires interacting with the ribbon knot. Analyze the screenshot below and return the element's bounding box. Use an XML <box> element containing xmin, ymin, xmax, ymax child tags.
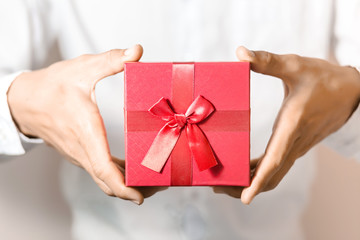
<box><xmin>141</xmin><ymin>95</ymin><xmax>218</xmax><ymax>173</ymax></box>
<box><xmin>174</xmin><ymin>113</ymin><xmax>187</xmax><ymax>128</ymax></box>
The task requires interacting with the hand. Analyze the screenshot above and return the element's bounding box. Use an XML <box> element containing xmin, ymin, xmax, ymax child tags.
<box><xmin>7</xmin><ymin>44</ymin><xmax>166</xmax><ymax>204</ymax></box>
<box><xmin>213</xmin><ymin>46</ymin><xmax>360</xmax><ymax>204</ymax></box>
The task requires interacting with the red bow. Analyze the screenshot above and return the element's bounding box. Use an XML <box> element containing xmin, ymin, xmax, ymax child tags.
<box><xmin>141</xmin><ymin>95</ymin><xmax>218</xmax><ymax>173</ymax></box>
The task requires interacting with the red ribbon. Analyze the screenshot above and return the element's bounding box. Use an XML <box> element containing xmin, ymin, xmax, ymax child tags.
<box><xmin>141</xmin><ymin>95</ymin><xmax>218</xmax><ymax>173</ymax></box>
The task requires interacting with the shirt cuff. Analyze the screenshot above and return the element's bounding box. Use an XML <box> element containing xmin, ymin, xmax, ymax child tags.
<box><xmin>0</xmin><ymin>71</ymin><xmax>43</xmax><ymax>156</ymax></box>
<box><xmin>323</xmin><ymin>107</ymin><xmax>360</xmax><ymax>162</ymax></box>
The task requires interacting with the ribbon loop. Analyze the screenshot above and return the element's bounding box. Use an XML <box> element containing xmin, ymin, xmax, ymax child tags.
<box><xmin>141</xmin><ymin>95</ymin><xmax>218</xmax><ymax>173</ymax></box>
<box><xmin>148</xmin><ymin>97</ymin><xmax>175</xmax><ymax>121</ymax></box>
<box><xmin>186</xmin><ymin>94</ymin><xmax>215</xmax><ymax>123</ymax></box>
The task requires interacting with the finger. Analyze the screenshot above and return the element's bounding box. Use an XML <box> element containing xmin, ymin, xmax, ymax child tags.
<box><xmin>236</xmin><ymin>46</ymin><xmax>301</xmax><ymax>81</ymax></box>
<box><xmin>87</xmin><ymin>44</ymin><xmax>143</xmax><ymax>103</ymax></box>
<box><xmin>94</xmin><ymin>44</ymin><xmax>143</xmax><ymax>79</ymax></box>
<box><xmin>262</xmin><ymin>155</ymin><xmax>297</xmax><ymax>192</ymax></box>
<box><xmin>241</xmin><ymin>101</ymin><xmax>301</xmax><ymax>204</ymax></box>
<box><xmin>64</xmin><ymin>144</ymin><xmax>117</xmax><ymax>197</ymax></box>
<box><xmin>80</xmin><ymin>44</ymin><xmax>143</xmax><ymax>86</ymax></box>
<box><xmin>250</xmin><ymin>157</ymin><xmax>262</xmax><ymax>178</ymax></box>
<box><xmin>87</xmin><ymin>167</ymin><xmax>116</xmax><ymax>197</ymax></box>
<box><xmin>212</xmin><ymin>186</ymin><xmax>243</xmax><ymax>198</ymax></box>
<box><xmin>211</xmin><ymin>156</ymin><xmax>261</xmax><ymax>199</ymax></box>
<box><xmin>45</xmin><ymin>112</ymin><xmax>117</xmax><ymax>197</ymax></box>
<box><xmin>263</xmin><ymin>127</ymin><xmax>323</xmax><ymax>192</ymax></box>
<box><xmin>111</xmin><ymin>156</ymin><xmax>126</xmax><ymax>176</ymax></box>
<box><xmin>112</xmin><ymin>156</ymin><xmax>126</xmax><ymax>169</ymax></box>
<box><xmin>250</xmin><ymin>156</ymin><xmax>262</xmax><ymax>169</ymax></box>
<box><xmin>69</xmin><ymin>143</ymin><xmax>117</xmax><ymax>197</ymax></box>
<box><xmin>110</xmin><ymin>156</ymin><xmax>168</xmax><ymax>198</ymax></box>
<box><xmin>80</xmin><ymin>107</ymin><xmax>144</xmax><ymax>204</ymax></box>
<box><xmin>136</xmin><ymin>186</ymin><xmax>169</xmax><ymax>199</ymax></box>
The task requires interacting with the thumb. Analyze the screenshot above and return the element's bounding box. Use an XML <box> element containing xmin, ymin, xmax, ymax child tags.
<box><xmin>236</xmin><ymin>46</ymin><xmax>299</xmax><ymax>80</ymax></box>
<box><xmin>88</xmin><ymin>44</ymin><xmax>143</xmax><ymax>103</ymax></box>
<box><xmin>92</xmin><ymin>44</ymin><xmax>143</xmax><ymax>81</ymax></box>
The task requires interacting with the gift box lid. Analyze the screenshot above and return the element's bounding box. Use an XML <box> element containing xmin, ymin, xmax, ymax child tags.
<box><xmin>124</xmin><ymin>62</ymin><xmax>250</xmax><ymax>186</ymax></box>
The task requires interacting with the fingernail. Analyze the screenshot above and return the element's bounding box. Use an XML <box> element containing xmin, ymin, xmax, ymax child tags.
<box><xmin>124</xmin><ymin>44</ymin><xmax>138</xmax><ymax>56</ymax></box>
<box><xmin>243</xmin><ymin>47</ymin><xmax>255</xmax><ymax>57</ymax></box>
<box><xmin>237</xmin><ymin>46</ymin><xmax>255</xmax><ymax>61</ymax></box>
<box><xmin>131</xmin><ymin>199</ymin><xmax>141</xmax><ymax>205</ymax></box>
<box><xmin>241</xmin><ymin>189</ymin><xmax>251</xmax><ymax>205</ymax></box>
<box><xmin>245</xmin><ymin>195</ymin><xmax>254</xmax><ymax>205</ymax></box>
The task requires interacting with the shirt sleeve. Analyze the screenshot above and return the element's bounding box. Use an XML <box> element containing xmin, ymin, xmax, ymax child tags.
<box><xmin>0</xmin><ymin>0</ymin><xmax>58</xmax><ymax>157</ymax></box>
<box><xmin>322</xmin><ymin>0</ymin><xmax>360</xmax><ymax>162</ymax></box>
<box><xmin>0</xmin><ymin>72</ymin><xmax>44</xmax><ymax>155</ymax></box>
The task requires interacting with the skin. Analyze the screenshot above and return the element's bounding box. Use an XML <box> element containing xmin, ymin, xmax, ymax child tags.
<box><xmin>7</xmin><ymin>44</ymin><xmax>166</xmax><ymax>205</ymax></box>
<box><xmin>7</xmin><ymin>44</ymin><xmax>360</xmax><ymax>205</ymax></box>
<box><xmin>213</xmin><ymin>46</ymin><xmax>360</xmax><ymax>204</ymax></box>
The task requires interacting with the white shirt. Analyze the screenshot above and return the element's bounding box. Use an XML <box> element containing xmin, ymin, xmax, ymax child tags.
<box><xmin>0</xmin><ymin>0</ymin><xmax>360</xmax><ymax>239</ymax></box>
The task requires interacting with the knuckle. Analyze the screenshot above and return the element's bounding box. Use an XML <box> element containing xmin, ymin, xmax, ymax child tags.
<box><xmin>92</xmin><ymin>162</ymin><xmax>110</xmax><ymax>180</ymax></box>
<box><xmin>284</xmin><ymin>54</ymin><xmax>303</xmax><ymax>73</ymax></box>
<box><xmin>287</xmin><ymin>54</ymin><xmax>300</xmax><ymax>63</ymax></box>
<box><xmin>93</xmin><ymin>178</ymin><xmax>114</xmax><ymax>197</ymax></box>
<box><xmin>270</xmin><ymin>160</ymin><xmax>282</xmax><ymax>172</ymax></box>
<box><xmin>264</xmin><ymin>52</ymin><xmax>273</xmax><ymax>65</ymax></box>
<box><xmin>113</xmin><ymin>187</ymin><xmax>126</xmax><ymax>199</ymax></box>
<box><xmin>48</xmin><ymin>60</ymin><xmax>65</xmax><ymax>71</ymax></box>
<box><xmin>103</xmin><ymin>188</ymin><xmax>114</xmax><ymax>197</ymax></box>
<box><xmin>264</xmin><ymin>152</ymin><xmax>283</xmax><ymax>171</ymax></box>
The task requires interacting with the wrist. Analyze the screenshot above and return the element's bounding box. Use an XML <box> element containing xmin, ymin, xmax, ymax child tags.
<box><xmin>7</xmin><ymin>71</ymin><xmax>39</xmax><ymax>137</ymax></box>
<box><xmin>346</xmin><ymin>66</ymin><xmax>360</xmax><ymax>100</ymax></box>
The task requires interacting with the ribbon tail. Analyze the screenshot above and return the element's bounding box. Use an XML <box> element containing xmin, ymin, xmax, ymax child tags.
<box><xmin>141</xmin><ymin>123</ymin><xmax>182</xmax><ymax>173</ymax></box>
<box><xmin>186</xmin><ymin>124</ymin><xmax>218</xmax><ymax>171</ymax></box>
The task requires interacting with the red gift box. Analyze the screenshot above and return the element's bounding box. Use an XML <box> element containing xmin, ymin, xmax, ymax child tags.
<box><xmin>124</xmin><ymin>62</ymin><xmax>250</xmax><ymax>186</ymax></box>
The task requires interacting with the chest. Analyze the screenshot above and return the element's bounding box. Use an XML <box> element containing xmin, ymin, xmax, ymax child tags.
<box><xmin>58</xmin><ymin>0</ymin><xmax>333</xmax><ymax>60</ymax></box>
